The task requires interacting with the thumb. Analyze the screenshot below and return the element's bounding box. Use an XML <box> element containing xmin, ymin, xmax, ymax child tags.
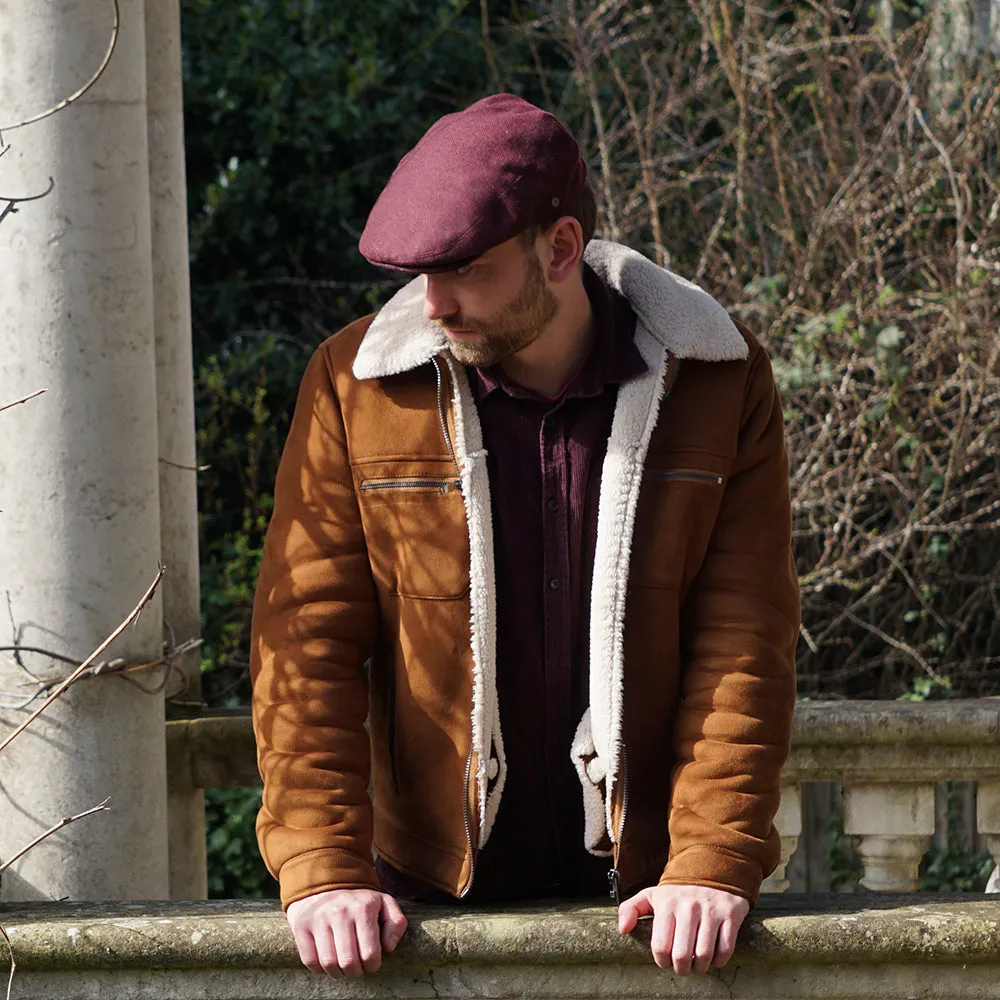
<box><xmin>380</xmin><ymin>893</ymin><xmax>408</xmax><ymax>952</ymax></box>
<box><xmin>618</xmin><ymin>887</ymin><xmax>654</xmax><ymax>934</ymax></box>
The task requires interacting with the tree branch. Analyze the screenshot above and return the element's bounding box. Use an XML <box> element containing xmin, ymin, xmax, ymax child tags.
<box><xmin>0</xmin><ymin>567</ymin><xmax>165</xmax><ymax>756</ymax></box>
<box><xmin>0</xmin><ymin>0</ymin><xmax>120</xmax><ymax>134</ymax></box>
<box><xmin>0</xmin><ymin>922</ymin><xmax>13</xmax><ymax>1000</ymax></box>
<box><xmin>0</xmin><ymin>389</ymin><xmax>46</xmax><ymax>415</ymax></box>
<box><xmin>0</xmin><ymin>799</ymin><xmax>111</xmax><ymax>875</ymax></box>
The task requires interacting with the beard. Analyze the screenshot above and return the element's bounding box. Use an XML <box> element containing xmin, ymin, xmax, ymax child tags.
<box><xmin>438</xmin><ymin>250</ymin><xmax>559</xmax><ymax>367</ymax></box>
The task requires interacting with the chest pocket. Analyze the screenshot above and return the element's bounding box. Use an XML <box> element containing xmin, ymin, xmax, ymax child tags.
<box><xmin>355</xmin><ymin>465</ymin><xmax>471</xmax><ymax>600</ymax></box>
<box><xmin>629</xmin><ymin>462</ymin><xmax>728</xmax><ymax>592</ymax></box>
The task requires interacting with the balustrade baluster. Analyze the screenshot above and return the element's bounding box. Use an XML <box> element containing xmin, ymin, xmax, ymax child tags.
<box><xmin>977</xmin><ymin>781</ymin><xmax>1000</xmax><ymax>893</ymax></box>
<box><xmin>761</xmin><ymin>783</ymin><xmax>801</xmax><ymax>893</ymax></box>
<box><xmin>843</xmin><ymin>783</ymin><xmax>935</xmax><ymax>891</ymax></box>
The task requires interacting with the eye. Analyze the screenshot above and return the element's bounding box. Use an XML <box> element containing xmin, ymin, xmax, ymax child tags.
<box><xmin>454</xmin><ymin>263</ymin><xmax>473</xmax><ymax>276</ymax></box>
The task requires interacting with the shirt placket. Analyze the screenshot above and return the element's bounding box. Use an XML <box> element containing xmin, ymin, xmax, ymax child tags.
<box><xmin>539</xmin><ymin>403</ymin><xmax>573</xmax><ymax>878</ymax></box>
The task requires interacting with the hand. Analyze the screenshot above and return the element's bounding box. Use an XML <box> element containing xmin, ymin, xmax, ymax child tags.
<box><xmin>286</xmin><ymin>888</ymin><xmax>407</xmax><ymax>977</ymax></box>
<box><xmin>618</xmin><ymin>884</ymin><xmax>749</xmax><ymax>976</ymax></box>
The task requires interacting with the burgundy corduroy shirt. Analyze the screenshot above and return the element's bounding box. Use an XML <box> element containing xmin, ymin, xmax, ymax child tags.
<box><xmin>377</xmin><ymin>264</ymin><xmax>645</xmax><ymax>902</ymax></box>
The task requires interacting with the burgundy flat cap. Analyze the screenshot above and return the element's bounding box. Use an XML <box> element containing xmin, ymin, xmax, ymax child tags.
<box><xmin>359</xmin><ymin>94</ymin><xmax>587</xmax><ymax>273</ymax></box>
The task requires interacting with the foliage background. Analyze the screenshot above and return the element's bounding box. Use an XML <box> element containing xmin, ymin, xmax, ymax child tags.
<box><xmin>180</xmin><ymin>0</ymin><xmax>1000</xmax><ymax>896</ymax></box>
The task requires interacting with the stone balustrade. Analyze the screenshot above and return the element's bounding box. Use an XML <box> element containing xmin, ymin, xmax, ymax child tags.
<box><xmin>3</xmin><ymin>896</ymin><xmax>1000</xmax><ymax>999</ymax></box>
<box><xmin>166</xmin><ymin>699</ymin><xmax>1000</xmax><ymax>895</ymax></box>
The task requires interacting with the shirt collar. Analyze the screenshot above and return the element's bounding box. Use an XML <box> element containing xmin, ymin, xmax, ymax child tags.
<box><xmin>470</xmin><ymin>262</ymin><xmax>646</xmax><ymax>404</ymax></box>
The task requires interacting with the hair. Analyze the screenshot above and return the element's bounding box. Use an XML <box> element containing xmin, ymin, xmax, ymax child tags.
<box><xmin>520</xmin><ymin>179</ymin><xmax>597</xmax><ymax>250</ymax></box>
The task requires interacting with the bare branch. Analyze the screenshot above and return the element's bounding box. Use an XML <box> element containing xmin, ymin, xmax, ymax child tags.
<box><xmin>0</xmin><ymin>799</ymin><xmax>111</xmax><ymax>875</ymax></box>
<box><xmin>0</xmin><ymin>178</ymin><xmax>55</xmax><ymax>227</ymax></box>
<box><xmin>0</xmin><ymin>799</ymin><xmax>110</xmax><ymax>1000</ymax></box>
<box><xmin>479</xmin><ymin>0</ymin><xmax>506</xmax><ymax>92</ymax></box>
<box><xmin>0</xmin><ymin>0</ymin><xmax>120</xmax><ymax>134</ymax></box>
<box><xmin>158</xmin><ymin>457</ymin><xmax>211</xmax><ymax>473</ymax></box>
<box><xmin>0</xmin><ymin>567</ymin><xmax>165</xmax><ymax>756</ymax></box>
<box><xmin>0</xmin><ymin>922</ymin><xmax>14</xmax><ymax>1000</ymax></box>
<box><xmin>0</xmin><ymin>389</ymin><xmax>46</xmax><ymax>415</ymax></box>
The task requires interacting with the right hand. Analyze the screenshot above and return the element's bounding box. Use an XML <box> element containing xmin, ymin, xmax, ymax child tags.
<box><xmin>286</xmin><ymin>888</ymin><xmax>408</xmax><ymax>977</ymax></box>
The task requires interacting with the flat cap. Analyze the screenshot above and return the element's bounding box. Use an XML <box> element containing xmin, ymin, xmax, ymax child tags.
<box><xmin>359</xmin><ymin>94</ymin><xmax>587</xmax><ymax>273</ymax></box>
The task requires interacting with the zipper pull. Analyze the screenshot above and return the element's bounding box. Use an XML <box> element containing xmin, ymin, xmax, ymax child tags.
<box><xmin>607</xmin><ymin>868</ymin><xmax>621</xmax><ymax>906</ymax></box>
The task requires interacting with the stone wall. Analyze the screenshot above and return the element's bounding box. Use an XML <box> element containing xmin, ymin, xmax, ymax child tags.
<box><xmin>2</xmin><ymin>897</ymin><xmax>999</xmax><ymax>999</ymax></box>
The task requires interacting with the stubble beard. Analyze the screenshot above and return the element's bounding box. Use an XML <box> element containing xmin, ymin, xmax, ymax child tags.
<box><xmin>440</xmin><ymin>251</ymin><xmax>559</xmax><ymax>368</ymax></box>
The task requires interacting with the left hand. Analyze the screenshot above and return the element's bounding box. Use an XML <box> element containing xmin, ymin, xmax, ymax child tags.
<box><xmin>618</xmin><ymin>884</ymin><xmax>749</xmax><ymax>976</ymax></box>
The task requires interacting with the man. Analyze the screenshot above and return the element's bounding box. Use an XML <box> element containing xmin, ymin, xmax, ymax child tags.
<box><xmin>250</xmin><ymin>94</ymin><xmax>799</xmax><ymax>980</ymax></box>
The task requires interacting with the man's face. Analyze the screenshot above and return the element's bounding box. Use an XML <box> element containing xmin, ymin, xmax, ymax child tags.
<box><xmin>422</xmin><ymin>234</ymin><xmax>559</xmax><ymax>367</ymax></box>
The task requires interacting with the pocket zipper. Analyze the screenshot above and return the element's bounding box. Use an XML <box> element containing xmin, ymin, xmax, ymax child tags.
<box><xmin>646</xmin><ymin>469</ymin><xmax>724</xmax><ymax>486</ymax></box>
<box><xmin>361</xmin><ymin>477</ymin><xmax>462</xmax><ymax>494</ymax></box>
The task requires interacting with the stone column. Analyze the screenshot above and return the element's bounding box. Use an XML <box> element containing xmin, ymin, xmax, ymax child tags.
<box><xmin>0</xmin><ymin>0</ymin><xmax>169</xmax><ymax>899</ymax></box>
<box><xmin>844</xmin><ymin>783</ymin><xmax>934</xmax><ymax>892</ymax></box>
<box><xmin>145</xmin><ymin>0</ymin><xmax>207</xmax><ymax>901</ymax></box>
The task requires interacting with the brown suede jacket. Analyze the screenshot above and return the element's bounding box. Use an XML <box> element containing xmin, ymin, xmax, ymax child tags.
<box><xmin>250</xmin><ymin>240</ymin><xmax>800</xmax><ymax>911</ymax></box>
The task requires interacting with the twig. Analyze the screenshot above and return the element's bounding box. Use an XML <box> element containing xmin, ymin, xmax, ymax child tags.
<box><xmin>0</xmin><ymin>637</ymin><xmax>201</xmax><ymax>709</ymax></box>
<box><xmin>0</xmin><ymin>179</ymin><xmax>55</xmax><ymax>226</ymax></box>
<box><xmin>479</xmin><ymin>0</ymin><xmax>505</xmax><ymax>92</ymax></box>
<box><xmin>159</xmin><ymin>457</ymin><xmax>211</xmax><ymax>473</ymax></box>
<box><xmin>0</xmin><ymin>799</ymin><xmax>111</xmax><ymax>875</ymax></box>
<box><xmin>0</xmin><ymin>389</ymin><xmax>46</xmax><ymax>415</ymax></box>
<box><xmin>1</xmin><ymin>922</ymin><xmax>13</xmax><ymax>1000</ymax></box>
<box><xmin>0</xmin><ymin>0</ymin><xmax>120</xmax><ymax>133</ymax></box>
<box><xmin>0</xmin><ymin>800</ymin><xmax>110</xmax><ymax>1000</ymax></box>
<box><xmin>0</xmin><ymin>567</ymin><xmax>164</xmax><ymax>756</ymax></box>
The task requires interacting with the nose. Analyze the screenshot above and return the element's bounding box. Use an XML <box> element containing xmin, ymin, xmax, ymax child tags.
<box><xmin>423</xmin><ymin>275</ymin><xmax>457</xmax><ymax>322</ymax></box>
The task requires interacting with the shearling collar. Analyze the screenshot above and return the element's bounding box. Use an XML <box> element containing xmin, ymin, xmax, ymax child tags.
<box><xmin>352</xmin><ymin>240</ymin><xmax>748</xmax><ymax>380</ymax></box>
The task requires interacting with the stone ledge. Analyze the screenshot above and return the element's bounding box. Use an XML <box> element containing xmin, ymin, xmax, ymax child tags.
<box><xmin>791</xmin><ymin>699</ymin><xmax>1000</xmax><ymax>746</ymax></box>
<box><xmin>2</xmin><ymin>896</ymin><xmax>999</xmax><ymax>973</ymax></box>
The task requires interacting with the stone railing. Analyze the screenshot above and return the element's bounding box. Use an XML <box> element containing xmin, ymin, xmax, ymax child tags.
<box><xmin>770</xmin><ymin>700</ymin><xmax>1000</xmax><ymax>893</ymax></box>
<box><xmin>3</xmin><ymin>896</ymin><xmax>1000</xmax><ymax>999</ymax></box>
<box><xmin>166</xmin><ymin>699</ymin><xmax>1000</xmax><ymax>896</ymax></box>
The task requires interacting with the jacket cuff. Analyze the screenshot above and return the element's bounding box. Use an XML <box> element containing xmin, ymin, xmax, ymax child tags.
<box><xmin>658</xmin><ymin>845</ymin><xmax>762</xmax><ymax>906</ymax></box>
<box><xmin>278</xmin><ymin>847</ymin><xmax>380</xmax><ymax>911</ymax></box>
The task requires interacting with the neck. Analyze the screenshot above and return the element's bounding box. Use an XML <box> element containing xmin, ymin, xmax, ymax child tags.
<box><xmin>501</xmin><ymin>269</ymin><xmax>593</xmax><ymax>397</ymax></box>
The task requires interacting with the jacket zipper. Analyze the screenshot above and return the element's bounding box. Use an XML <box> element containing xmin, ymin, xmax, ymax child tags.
<box><xmin>607</xmin><ymin>750</ymin><xmax>629</xmax><ymax>906</ymax></box>
<box><xmin>459</xmin><ymin>747</ymin><xmax>477</xmax><ymax>897</ymax></box>
<box><xmin>646</xmin><ymin>469</ymin><xmax>723</xmax><ymax>486</ymax></box>
<box><xmin>360</xmin><ymin>476</ymin><xmax>461</xmax><ymax>494</ymax></box>
<box><xmin>432</xmin><ymin>356</ymin><xmax>459</xmax><ymax>467</ymax></box>
<box><xmin>609</xmin><ymin>353</ymin><xmax>681</xmax><ymax>908</ymax></box>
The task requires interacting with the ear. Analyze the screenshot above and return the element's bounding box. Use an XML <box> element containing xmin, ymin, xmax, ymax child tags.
<box><xmin>543</xmin><ymin>216</ymin><xmax>584</xmax><ymax>284</ymax></box>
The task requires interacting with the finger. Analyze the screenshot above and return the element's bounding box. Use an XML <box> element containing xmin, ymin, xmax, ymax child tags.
<box><xmin>649</xmin><ymin>907</ymin><xmax>675</xmax><ymax>971</ymax></box>
<box><xmin>381</xmin><ymin>895</ymin><xmax>408</xmax><ymax>952</ymax></box>
<box><xmin>712</xmin><ymin>915</ymin><xmax>739</xmax><ymax>969</ymax></box>
<box><xmin>293</xmin><ymin>927</ymin><xmax>324</xmax><ymax>974</ymax></box>
<box><xmin>692</xmin><ymin>910</ymin><xmax>721</xmax><ymax>975</ymax></box>
<box><xmin>618</xmin><ymin>888</ymin><xmax>654</xmax><ymax>933</ymax></box>
<box><xmin>312</xmin><ymin>925</ymin><xmax>343</xmax><ymax>979</ymax></box>
<box><xmin>331</xmin><ymin>916</ymin><xmax>363</xmax><ymax>978</ymax></box>
<box><xmin>356</xmin><ymin>907</ymin><xmax>383</xmax><ymax>974</ymax></box>
<box><xmin>671</xmin><ymin>906</ymin><xmax>698</xmax><ymax>976</ymax></box>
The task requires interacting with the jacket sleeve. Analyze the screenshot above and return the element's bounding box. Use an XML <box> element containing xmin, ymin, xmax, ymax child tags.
<box><xmin>250</xmin><ymin>342</ymin><xmax>379</xmax><ymax>910</ymax></box>
<box><xmin>658</xmin><ymin>343</ymin><xmax>799</xmax><ymax>904</ymax></box>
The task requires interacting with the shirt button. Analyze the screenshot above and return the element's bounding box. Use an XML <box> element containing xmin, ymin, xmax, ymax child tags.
<box><xmin>549</xmin><ymin>578</ymin><xmax>561</xmax><ymax>591</ymax></box>
<box><xmin>547</xmin><ymin>499</ymin><xmax>560</xmax><ymax>512</ymax></box>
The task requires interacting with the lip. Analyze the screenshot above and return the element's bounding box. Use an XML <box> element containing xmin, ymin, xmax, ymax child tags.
<box><xmin>444</xmin><ymin>329</ymin><xmax>481</xmax><ymax>339</ymax></box>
